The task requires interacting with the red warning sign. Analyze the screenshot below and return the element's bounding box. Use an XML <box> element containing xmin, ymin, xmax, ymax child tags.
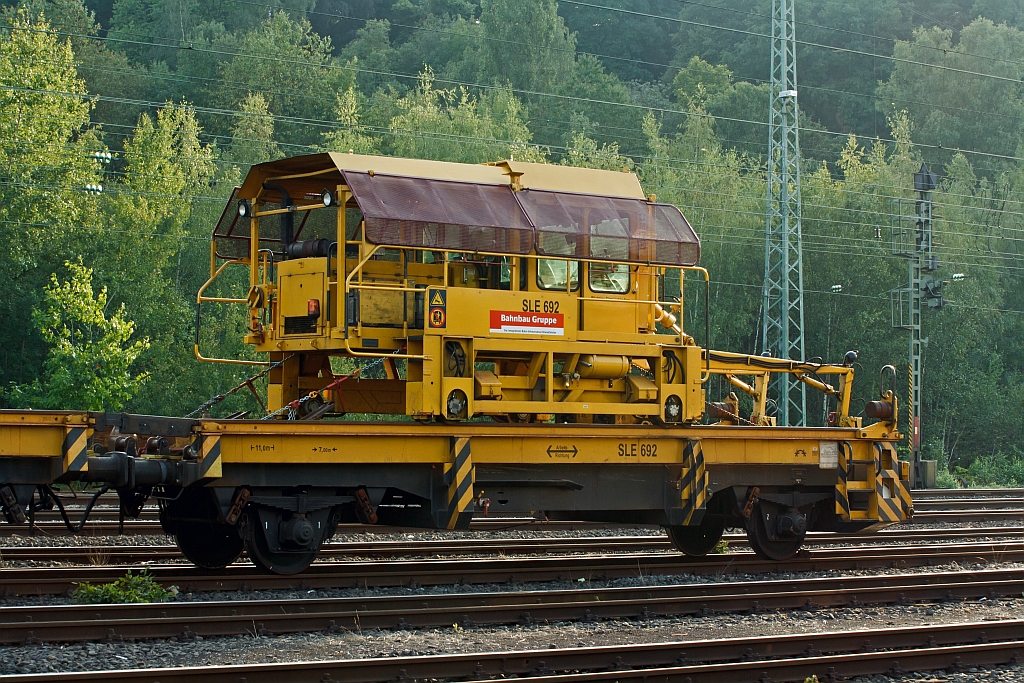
<box><xmin>489</xmin><ymin>310</ymin><xmax>564</xmax><ymax>336</ymax></box>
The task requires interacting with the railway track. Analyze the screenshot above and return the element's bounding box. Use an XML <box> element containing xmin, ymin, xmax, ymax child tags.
<box><xmin>913</xmin><ymin>497</ymin><xmax>1024</xmax><ymax>511</ymax></box>
<box><xmin>0</xmin><ymin>619</ymin><xmax>1019</xmax><ymax>682</ymax></box>
<box><xmin>911</xmin><ymin>487</ymin><xmax>1024</xmax><ymax>498</ymax></box>
<box><xmin>4</xmin><ymin>505</ymin><xmax>1022</xmax><ymax>538</ymax></box>
<box><xmin>0</xmin><ymin>567</ymin><xmax>1020</xmax><ymax>645</ymax></box>
<box><xmin>1</xmin><ymin>540</ymin><xmax>1022</xmax><ymax>596</ymax></box>
<box><xmin>48</xmin><ymin>486</ymin><xmax>1024</xmax><ymax>505</ymax></box>
<box><xmin>3</xmin><ymin>526</ymin><xmax>1024</xmax><ymax>565</ymax></box>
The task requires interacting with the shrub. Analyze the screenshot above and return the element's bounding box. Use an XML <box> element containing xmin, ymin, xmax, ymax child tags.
<box><xmin>72</xmin><ymin>569</ymin><xmax>176</xmax><ymax>604</ymax></box>
<box><xmin>962</xmin><ymin>451</ymin><xmax>1024</xmax><ymax>487</ymax></box>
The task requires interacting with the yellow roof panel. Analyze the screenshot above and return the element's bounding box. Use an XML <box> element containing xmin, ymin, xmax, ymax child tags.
<box><xmin>239</xmin><ymin>153</ymin><xmax>645</xmax><ymax>200</ymax></box>
<box><xmin>494</xmin><ymin>160</ymin><xmax>645</xmax><ymax>199</ymax></box>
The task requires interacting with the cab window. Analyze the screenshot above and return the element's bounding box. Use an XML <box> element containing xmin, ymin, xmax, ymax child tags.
<box><xmin>586</xmin><ymin>216</ymin><xmax>630</xmax><ymax>293</ymax></box>
<box><xmin>536</xmin><ymin>230</ymin><xmax>579</xmax><ymax>291</ymax></box>
<box><xmin>589</xmin><ymin>263</ymin><xmax>630</xmax><ymax>293</ymax></box>
<box><xmin>537</xmin><ymin>259</ymin><xmax>579</xmax><ymax>291</ymax></box>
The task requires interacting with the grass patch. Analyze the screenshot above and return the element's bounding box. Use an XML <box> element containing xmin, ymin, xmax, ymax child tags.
<box><xmin>72</xmin><ymin>569</ymin><xmax>176</xmax><ymax>604</ymax></box>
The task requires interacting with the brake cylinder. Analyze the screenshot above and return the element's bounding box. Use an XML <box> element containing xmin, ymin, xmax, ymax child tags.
<box><xmin>576</xmin><ymin>355</ymin><xmax>631</xmax><ymax>379</ymax></box>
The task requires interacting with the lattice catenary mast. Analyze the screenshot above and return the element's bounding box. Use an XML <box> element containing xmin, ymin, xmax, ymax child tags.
<box><xmin>762</xmin><ymin>0</ymin><xmax>806</xmax><ymax>425</ymax></box>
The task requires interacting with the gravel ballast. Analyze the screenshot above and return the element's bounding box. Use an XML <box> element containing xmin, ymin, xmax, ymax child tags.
<box><xmin>0</xmin><ymin>592</ymin><xmax>1019</xmax><ymax>676</ymax></box>
<box><xmin>0</xmin><ymin>521</ymin><xmax>1022</xmax><ymax>681</ymax></box>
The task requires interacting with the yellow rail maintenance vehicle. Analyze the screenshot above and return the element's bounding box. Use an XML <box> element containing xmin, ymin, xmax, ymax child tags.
<box><xmin>0</xmin><ymin>153</ymin><xmax>912</xmax><ymax>574</ymax></box>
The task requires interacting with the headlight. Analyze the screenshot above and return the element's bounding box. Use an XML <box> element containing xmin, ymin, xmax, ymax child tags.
<box><xmin>321</xmin><ymin>189</ymin><xmax>335</xmax><ymax>207</ymax></box>
<box><xmin>237</xmin><ymin>199</ymin><xmax>251</xmax><ymax>218</ymax></box>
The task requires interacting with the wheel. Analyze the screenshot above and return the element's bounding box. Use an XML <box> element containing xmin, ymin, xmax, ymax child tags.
<box><xmin>242</xmin><ymin>508</ymin><xmax>322</xmax><ymax>575</ymax></box>
<box><xmin>175</xmin><ymin>522</ymin><xmax>244</xmax><ymax>570</ymax></box>
<box><xmin>666</xmin><ymin>515</ymin><xmax>725</xmax><ymax>556</ymax></box>
<box><xmin>745</xmin><ymin>501</ymin><xmax>805</xmax><ymax>561</ymax></box>
<box><xmin>244</xmin><ymin>531</ymin><xmax>319</xmax><ymax>575</ymax></box>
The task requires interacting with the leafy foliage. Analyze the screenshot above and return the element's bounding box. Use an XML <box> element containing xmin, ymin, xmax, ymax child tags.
<box><xmin>385</xmin><ymin>68</ymin><xmax>543</xmax><ymax>162</ymax></box>
<box><xmin>3</xmin><ymin>260</ymin><xmax>149</xmax><ymax>411</ymax></box>
<box><xmin>72</xmin><ymin>569</ymin><xmax>176</xmax><ymax>604</ymax></box>
<box><xmin>961</xmin><ymin>451</ymin><xmax>1024</xmax><ymax>487</ymax></box>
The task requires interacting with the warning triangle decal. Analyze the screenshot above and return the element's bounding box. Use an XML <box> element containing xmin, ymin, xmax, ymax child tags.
<box><xmin>430</xmin><ymin>291</ymin><xmax>445</xmax><ymax>306</ymax></box>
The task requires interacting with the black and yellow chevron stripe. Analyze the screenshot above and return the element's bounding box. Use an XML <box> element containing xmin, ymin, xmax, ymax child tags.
<box><xmin>196</xmin><ymin>434</ymin><xmax>222</xmax><ymax>479</ymax></box>
<box><xmin>63</xmin><ymin>427</ymin><xmax>89</xmax><ymax>473</ymax></box>
<box><xmin>444</xmin><ymin>436</ymin><xmax>474</xmax><ymax>530</ymax></box>
<box><xmin>873</xmin><ymin>442</ymin><xmax>905</xmax><ymax>523</ymax></box>
<box><xmin>679</xmin><ymin>439</ymin><xmax>707</xmax><ymax>525</ymax></box>
<box><xmin>875</xmin><ymin>442</ymin><xmax>911</xmax><ymax>522</ymax></box>
<box><xmin>835</xmin><ymin>441</ymin><xmax>851</xmax><ymax>522</ymax></box>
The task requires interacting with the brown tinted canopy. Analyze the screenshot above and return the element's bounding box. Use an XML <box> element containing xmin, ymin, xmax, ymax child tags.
<box><xmin>510</xmin><ymin>189</ymin><xmax>699</xmax><ymax>267</ymax></box>
<box><xmin>344</xmin><ymin>171</ymin><xmax>534</xmax><ymax>255</ymax></box>
<box><xmin>345</xmin><ymin>172</ymin><xmax>700</xmax><ymax>267</ymax></box>
<box><xmin>216</xmin><ymin>168</ymin><xmax>701</xmax><ymax>267</ymax></box>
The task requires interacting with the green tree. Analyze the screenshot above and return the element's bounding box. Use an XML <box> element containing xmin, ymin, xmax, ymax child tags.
<box><xmin>972</xmin><ymin>0</ymin><xmax>1024</xmax><ymax>28</ymax></box>
<box><xmin>322</xmin><ymin>86</ymin><xmax>378</xmax><ymax>154</ymax></box>
<box><xmin>560</xmin><ymin>0</ymin><xmax>674</xmax><ymax>83</ymax></box>
<box><xmin>877</xmin><ymin>18</ymin><xmax>1024</xmax><ymax>173</ymax></box>
<box><xmin>225</xmin><ymin>92</ymin><xmax>283</xmax><ymax>167</ymax></box>
<box><xmin>109</xmin><ymin>0</ymin><xmax>318</xmax><ymax>65</ymax></box>
<box><xmin>19</xmin><ymin>0</ymin><xmax>150</xmax><ymax>139</ymax></box>
<box><xmin>562</xmin><ymin>114</ymin><xmax>632</xmax><ymax>170</ymax></box>
<box><xmin>3</xmin><ymin>260</ymin><xmax>149</xmax><ymax>411</ymax></box>
<box><xmin>640</xmin><ymin>108</ymin><xmax>766</xmax><ymax>357</ymax></box>
<box><xmin>391</xmin><ymin>15</ymin><xmax>484</xmax><ymax>85</ymax></box>
<box><xmin>479</xmin><ymin>0</ymin><xmax>574</xmax><ymax>95</ymax></box>
<box><xmin>673</xmin><ymin>56</ymin><xmax>733</xmax><ymax>108</ymax></box>
<box><xmin>669</xmin><ymin>0</ymin><xmax>907</xmax><ymax>136</ymax></box>
<box><xmin>217</xmin><ymin>12</ymin><xmax>354</xmax><ymax>148</ymax></box>
<box><xmin>341</xmin><ymin>19</ymin><xmax>394</xmax><ymax>95</ymax></box>
<box><xmin>386</xmin><ymin>67</ymin><xmax>543</xmax><ymax>162</ymax></box>
<box><xmin>0</xmin><ymin>8</ymin><xmax>101</xmax><ymax>390</ymax></box>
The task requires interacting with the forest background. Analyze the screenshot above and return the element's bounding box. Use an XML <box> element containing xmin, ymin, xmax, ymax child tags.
<box><xmin>2</xmin><ymin>0</ymin><xmax>1024</xmax><ymax>485</ymax></box>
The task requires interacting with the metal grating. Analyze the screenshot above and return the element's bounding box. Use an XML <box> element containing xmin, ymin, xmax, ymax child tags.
<box><xmin>212</xmin><ymin>187</ymin><xmax>340</xmax><ymax>260</ymax></box>
<box><xmin>515</xmin><ymin>190</ymin><xmax>700</xmax><ymax>267</ymax></box>
<box><xmin>344</xmin><ymin>171</ymin><xmax>534</xmax><ymax>254</ymax></box>
<box><xmin>283</xmin><ymin>316</ymin><xmax>318</xmax><ymax>335</ymax></box>
<box><xmin>212</xmin><ymin>187</ymin><xmax>247</xmax><ymax>260</ymax></box>
<box><xmin>217</xmin><ymin>174</ymin><xmax>701</xmax><ymax>267</ymax></box>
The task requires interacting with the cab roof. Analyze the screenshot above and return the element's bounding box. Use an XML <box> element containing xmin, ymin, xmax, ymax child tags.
<box><xmin>237</xmin><ymin>152</ymin><xmax>647</xmax><ymax>201</ymax></box>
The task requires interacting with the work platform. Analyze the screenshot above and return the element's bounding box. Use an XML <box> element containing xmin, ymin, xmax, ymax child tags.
<box><xmin>0</xmin><ymin>410</ymin><xmax>912</xmax><ymax>573</ymax></box>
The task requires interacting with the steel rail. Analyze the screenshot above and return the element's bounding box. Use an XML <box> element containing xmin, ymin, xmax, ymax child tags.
<box><xmin>0</xmin><ymin>568</ymin><xmax>1021</xmax><ymax>645</ymax></box>
<box><xmin>911</xmin><ymin>488</ymin><xmax>1024</xmax><ymax>498</ymax></box>
<box><xmin>4</xmin><ymin>527</ymin><xmax>1024</xmax><ymax>565</ymax></box>
<box><xmin>913</xmin><ymin>498</ymin><xmax>1024</xmax><ymax>511</ymax></box>
<box><xmin>0</xmin><ymin>620</ymin><xmax>1020</xmax><ymax>682</ymax></box>
<box><xmin>34</xmin><ymin>502</ymin><xmax>1024</xmax><ymax>519</ymax></box>
<box><xmin>910</xmin><ymin>510</ymin><xmax>1024</xmax><ymax>523</ymax></box>
<box><xmin>5</xmin><ymin>507</ymin><xmax>1024</xmax><ymax>538</ymax></box>
<box><xmin>1</xmin><ymin>541</ymin><xmax>1022</xmax><ymax>596</ymax></box>
<box><xmin>47</xmin><ymin>487</ymin><xmax>1024</xmax><ymax>508</ymax></box>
